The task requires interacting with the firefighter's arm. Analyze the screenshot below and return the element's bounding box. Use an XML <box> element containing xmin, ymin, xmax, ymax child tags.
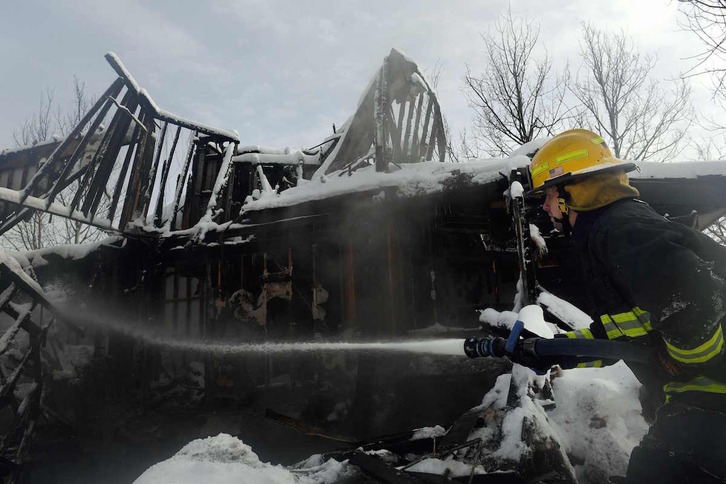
<box><xmin>595</xmin><ymin>219</ymin><xmax>725</xmax><ymax>371</ymax></box>
<box><xmin>557</xmin><ymin>326</ymin><xmax>617</xmax><ymax>368</ymax></box>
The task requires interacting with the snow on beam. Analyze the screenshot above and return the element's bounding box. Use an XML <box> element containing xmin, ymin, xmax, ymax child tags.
<box><xmin>232</xmin><ymin>150</ymin><xmax>321</xmax><ymax>167</ymax></box>
<box><xmin>104</xmin><ymin>52</ymin><xmax>240</xmax><ymax>143</ymax></box>
<box><xmin>203</xmin><ymin>142</ymin><xmax>236</xmax><ymax>221</ymax></box>
<box><xmin>0</xmin><ymin>186</ymin><xmax>121</xmax><ymax>235</ymax></box>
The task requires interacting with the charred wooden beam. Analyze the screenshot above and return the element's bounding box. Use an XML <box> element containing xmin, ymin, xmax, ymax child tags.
<box><xmin>119</xmin><ymin>109</ymin><xmax>154</xmax><ymax>229</ymax></box>
<box><xmin>45</xmin><ymin>79</ymin><xmax>125</xmax><ymax>204</ymax></box>
<box><xmin>410</xmin><ymin>94</ymin><xmax>425</xmax><ymax>162</ymax></box>
<box><xmin>19</xmin><ymin>78</ymin><xmax>125</xmax><ymax>203</ymax></box>
<box><xmin>104</xmin><ymin>52</ymin><xmax>239</xmax><ymax>142</ymax></box>
<box><xmin>169</xmin><ymin>135</ymin><xmax>198</xmax><ymax>230</ymax></box>
<box><xmin>72</xmin><ymin>88</ymin><xmax>138</xmax><ymax>215</ymax></box>
<box><xmin>85</xmin><ymin>92</ymin><xmax>141</xmax><ymax>218</ymax></box>
<box><xmin>418</xmin><ymin>97</ymin><xmax>434</xmax><ymax>161</ymax></box>
<box><xmin>108</xmin><ymin>123</ymin><xmax>143</xmax><ymax>224</ymax></box>
<box><xmin>126</xmin><ymin>112</ymin><xmax>158</xmax><ymax>225</ymax></box>
<box><xmin>154</xmin><ymin>125</ymin><xmax>182</xmax><ymax>227</ymax></box>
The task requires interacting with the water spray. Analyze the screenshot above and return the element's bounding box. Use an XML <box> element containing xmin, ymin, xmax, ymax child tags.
<box><xmin>62</xmin><ymin>304</ymin><xmax>652</xmax><ymax>363</ymax></box>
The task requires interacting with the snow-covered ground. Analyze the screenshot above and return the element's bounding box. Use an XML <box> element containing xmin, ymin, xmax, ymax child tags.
<box><xmin>133</xmin><ymin>363</ymin><xmax>646</xmax><ymax>483</ymax></box>
<box><xmin>133</xmin><ymin>303</ymin><xmax>649</xmax><ymax>484</ymax></box>
<box><xmin>134</xmin><ymin>434</ymin><xmax>352</xmax><ymax>484</ymax></box>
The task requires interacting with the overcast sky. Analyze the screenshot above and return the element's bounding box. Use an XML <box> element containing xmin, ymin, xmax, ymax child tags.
<box><xmin>1</xmin><ymin>0</ymin><xmax>723</xmax><ymax>157</ymax></box>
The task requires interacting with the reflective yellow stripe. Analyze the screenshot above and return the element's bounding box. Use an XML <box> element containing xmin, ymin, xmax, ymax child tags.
<box><xmin>665</xmin><ymin>325</ymin><xmax>724</xmax><ymax>364</ymax></box>
<box><xmin>555</xmin><ymin>149</ymin><xmax>588</xmax><ymax>165</ymax></box>
<box><xmin>566</xmin><ymin>328</ymin><xmax>594</xmax><ymax>340</ymax></box>
<box><xmin>576</xmin><ymin>359</ymin><xmax>603</xmax><ymax>369</ymax></box>
<box><xmin>664</xmin><ymin>376</ymin><xmax>726</xmax><ymax>397</ymax></box>
<box><xmin>590</xmin><ymin>136</ymin><xmax>605</xmax><ymax>145</ymax></box>
<box><xmin>531</xmin><ymin>162</ymin><xmax>550</xmax><ymax>178</ymax></box>
<box><xmin>600</xmin><ymin>315</ymin><xmax>624</xmax><ymax>340</ymax></box>
<box><xmin>601</xmin><ymin>308</ymin><xmax>653</xmax><ymax>339</ymax></box>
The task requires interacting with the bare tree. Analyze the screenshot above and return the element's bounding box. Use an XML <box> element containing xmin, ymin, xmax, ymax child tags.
<box><xmin>678</xmin><ymin>1</ymin><xmax>726</xmax><ymax>103</ymax></box>
<box><xmin>3</xmin><ymin>78</ymin><xmax>105</xmax><ymax>252</ymax></box>
<box><xmin>574</xmin><ymin>24</ymin><xmax>694</xmax><ymax>162</ymax></box>
<box><xmin>464</xmin><ymin>9</ymin><xmax>570</xmax><ymax>156</ymax></box>
<box><xmin>12</xmin><ymin>88</ymin><xmax>57</xmax><ymax>147</ymax></box>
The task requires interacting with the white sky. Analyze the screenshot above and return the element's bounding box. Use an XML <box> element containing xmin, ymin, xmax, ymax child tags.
<box><xmin>1</xmin><ymin>0</ymin><xmax>723</xmax><ymax>157</ymax></box>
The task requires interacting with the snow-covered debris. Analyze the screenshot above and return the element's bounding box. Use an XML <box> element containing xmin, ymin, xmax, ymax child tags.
<box><xmin>410</xmin><ymin>425</ymin><xmax>447</xmax><ymax>441</ymax></box>
<box><xmin>405</xmin><ymin>456</ymin><xmax>483</xmax><ymax>477</ymax></box>
<box><xmin>480</xmin><ymin>304</ymin><xmax>560</xmax><ymax>337</ymax></box>
<box><xmin>0</xmin><ymin>249</ymin><xmax>43</xmax><ymax>295</ymax></box>
<box><xmin>134</xmin><ymin>434</ymin><xmax>351</xmax><ymax>484</ymax></box>
<box><xmin>478</xmin><ymin>371</ymin><xmax>512</xmax><ymax>410</ymax></box>
<box><xmin>509</xmin><ymin>180</ymin><xmax>524</xmax><ymax>198</ymax></box>
<box><xmin>233</xmin><ymin>146</ymin><xmax>321</xmax><ymax>166</ymax></box>
<box><xmin>479</xmin><ymin>307</ymin><xmax>519</xmax><ymax>331</ymax></box>
<box><xmin>14</xmin><ymin>236</ymin><xmax>125</xmax><ymax>269</ymax></box>
<box><xmin>468</xmin><ymin>358</ymin><xmax>646</xmax><ymax>483</ymax></box>
<box><xmin>518</xmin><ymin>305</ymin><xmax>554</xmax><ymax>338</ymax></box>
<box><xmin>510</xmin><ymin>138</ymin><xmax>550</xmax><ymax>158</ymax></box>
<box><xmin>468</xmin><ymin>366</ymin><xmax>577</xmax><ymax>481</ymax></box>
<box><xmin>243</xmin><ymin>156</ymin><xmax>530</xmax><ymax>212</ymax></box>
<box><xmin>529</xmin><ymin>223</ymin><xmax>547</xmax><ymax>255</ymax></box>
<box><xmin>548</xmin><ymin>362</ymin><xmax>648</xmax><ymax>483</ymax></box>
<box><xmin>538</xmin><ymin>291</ymin><xmax>593</xmax><ymax>330</ymax></box>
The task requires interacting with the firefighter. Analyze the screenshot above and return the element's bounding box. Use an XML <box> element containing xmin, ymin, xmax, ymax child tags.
<box><xmin>527</xmin><ymin>129</ymin><xmax>726</xmax><ymax>483</ymax></box>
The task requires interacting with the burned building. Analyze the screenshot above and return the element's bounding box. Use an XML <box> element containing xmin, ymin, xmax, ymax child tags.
<box><xmin>0</xmin><ymin>49</ymin><xmax>725</xmax><ymax>481</ymax></box>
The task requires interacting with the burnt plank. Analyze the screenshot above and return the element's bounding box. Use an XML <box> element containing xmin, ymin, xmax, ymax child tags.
<box><xmin>108</xmin><ymin>122</ymin><xmax>142</xmax><ymax>224</ymax></box>
<box><xmin>438</xmin><ymin>408</ymin><xmax>482</xmax><ymax>449</ymax></box>
<box><xmin>46</xmin><ymin>79</ymin><xmax>125</xmax><ymax>203</ymax></box>
<box><xmin>349</xmin><ymin>452</ymin><xmax>425</xmax><ymax>484</ymax></box>
<box><xmin>154</xmin><ymin>125</ymin><xmax>182</xmax><ymax>227</ymax></box>
<box><xmin>20</xmin><ymin>78</ymin><xmax>125</xmax><ymax>201</ymax></box>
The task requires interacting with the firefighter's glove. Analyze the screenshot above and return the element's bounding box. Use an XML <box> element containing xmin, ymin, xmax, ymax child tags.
<box><xmin>507</xmin><ymin>339</ymin><xmax>559</xmax><ymax>375</ymax></box>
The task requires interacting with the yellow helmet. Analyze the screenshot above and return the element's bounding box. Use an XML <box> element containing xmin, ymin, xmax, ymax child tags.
<box><xmin>528</xmin><ymin>129</ymin><xmax>637</xmax><ymax>195</ymax></box>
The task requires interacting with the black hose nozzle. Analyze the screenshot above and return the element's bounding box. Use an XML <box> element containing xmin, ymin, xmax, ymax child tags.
<box><xmin>464</xmin><ymin>337</ymin><xmax>507</xmax><ymax>358</ymax></box>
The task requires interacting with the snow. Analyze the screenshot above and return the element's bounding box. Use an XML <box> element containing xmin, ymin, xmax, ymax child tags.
<box><xmin>0</xmin><ymin>187</ymin><xmax>116</xmax><ymax>232</ymax></box>
<box><xmin>510</xmin><ymin>181</ymin><xmax>524</xmax><ymax>198</ymax></box>
<box><xmin>548</xmin><ymin>362</ymin><xmax>648</xmax><ymax>482</ymax></box>
<box><xmin>478</xmin><ymin>372</ymin><xmax>512</xmax><ymax>410</ymax></box>
<box><xmin>518</xmin><ymin>304</ymin><xmax>554</xmax><ymax>338</ymax></box>
<box><xmin>15</xmin><ymin>236</ymin><xmax>124</xmax><ymax>268</ymax></box>
<box><xmin>471</xmin><ymin>360</ymin><xmax>647</xmax><ymax>482</ymax></box>
<box><xmin>136</xmin><ymin>348</ymin><xmax>648</xmax><ymax>484</ymax></box>
<box><xmin>529</xmin><ymin>223</ymin><xmax>547</xmax><ymax>255</ymax></box>
<box><xmin>633</xmin><ymin>160</ymin><xmax>726</xmax><ymax>180</ymax></box>
<box><xmin>509</xmin><ymin>138</ymin><xmax>550</xmax><ymax>157</ymax></box>
<box><xmin>233</xmin><ymin>146</ymin><xmax>321</xmax><ymax>166</ymax></box>
<box><xmin>405</xmin><ymin>456</ymin><xmax>482</xmax><ymax>477</ymax></box>
<box><xmin>479</xmin><ymin>304</ymin><xmax>558</xmax><ymax>337</ymax></box>
<box><xmin>476</xmin><ymin>366</ymin><xmax>568</xmax><ymax>464</ymax></box>
<box><xmin>202</xmin><ymin>142</ymin><xmax>236</xmax><ymax>219</ymax></box>
<box><xmin>134</xmin><ymin>434</ymin><xmax>350</xmax><ymax>484</ymax></box>
<box><xmin>410</xmin><ymin>425</ymin><xmax>447</xmax><ymax>441</ymax></box>
<box><xmin>538</xmin><ymin>291</ymin><xmax>593</xmax><ymax>330</ymax></box>
<box><xmin>0</xmin><ymin>137</ymin><xmax>60</xmax><ymax>157</ymax></box>
<box><xmin>243</xmin><ymin>156</ymin><xmax>531</xmax><ymax>212</ymax></box>
<box><xmin>0</xmin><ymin>249</ymin><xmax>43</xmax><ymax>295</ymax></box>
<box><xmin>479</xmin><ymin>307</ymin><xmax>519</xmax><ymax>331</ymax></box>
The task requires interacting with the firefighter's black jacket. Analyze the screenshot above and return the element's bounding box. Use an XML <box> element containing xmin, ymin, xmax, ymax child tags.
<box><xmin>564</xmin><ymin>197</ymin><xmax>726</xmax><ymax>411</ymax></box>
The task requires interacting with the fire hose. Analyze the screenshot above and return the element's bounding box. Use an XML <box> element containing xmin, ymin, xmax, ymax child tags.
<box><xmin>464</xmin><ymin>320</ymin><xmax>654</xmax><ymax>365</ymax></box>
